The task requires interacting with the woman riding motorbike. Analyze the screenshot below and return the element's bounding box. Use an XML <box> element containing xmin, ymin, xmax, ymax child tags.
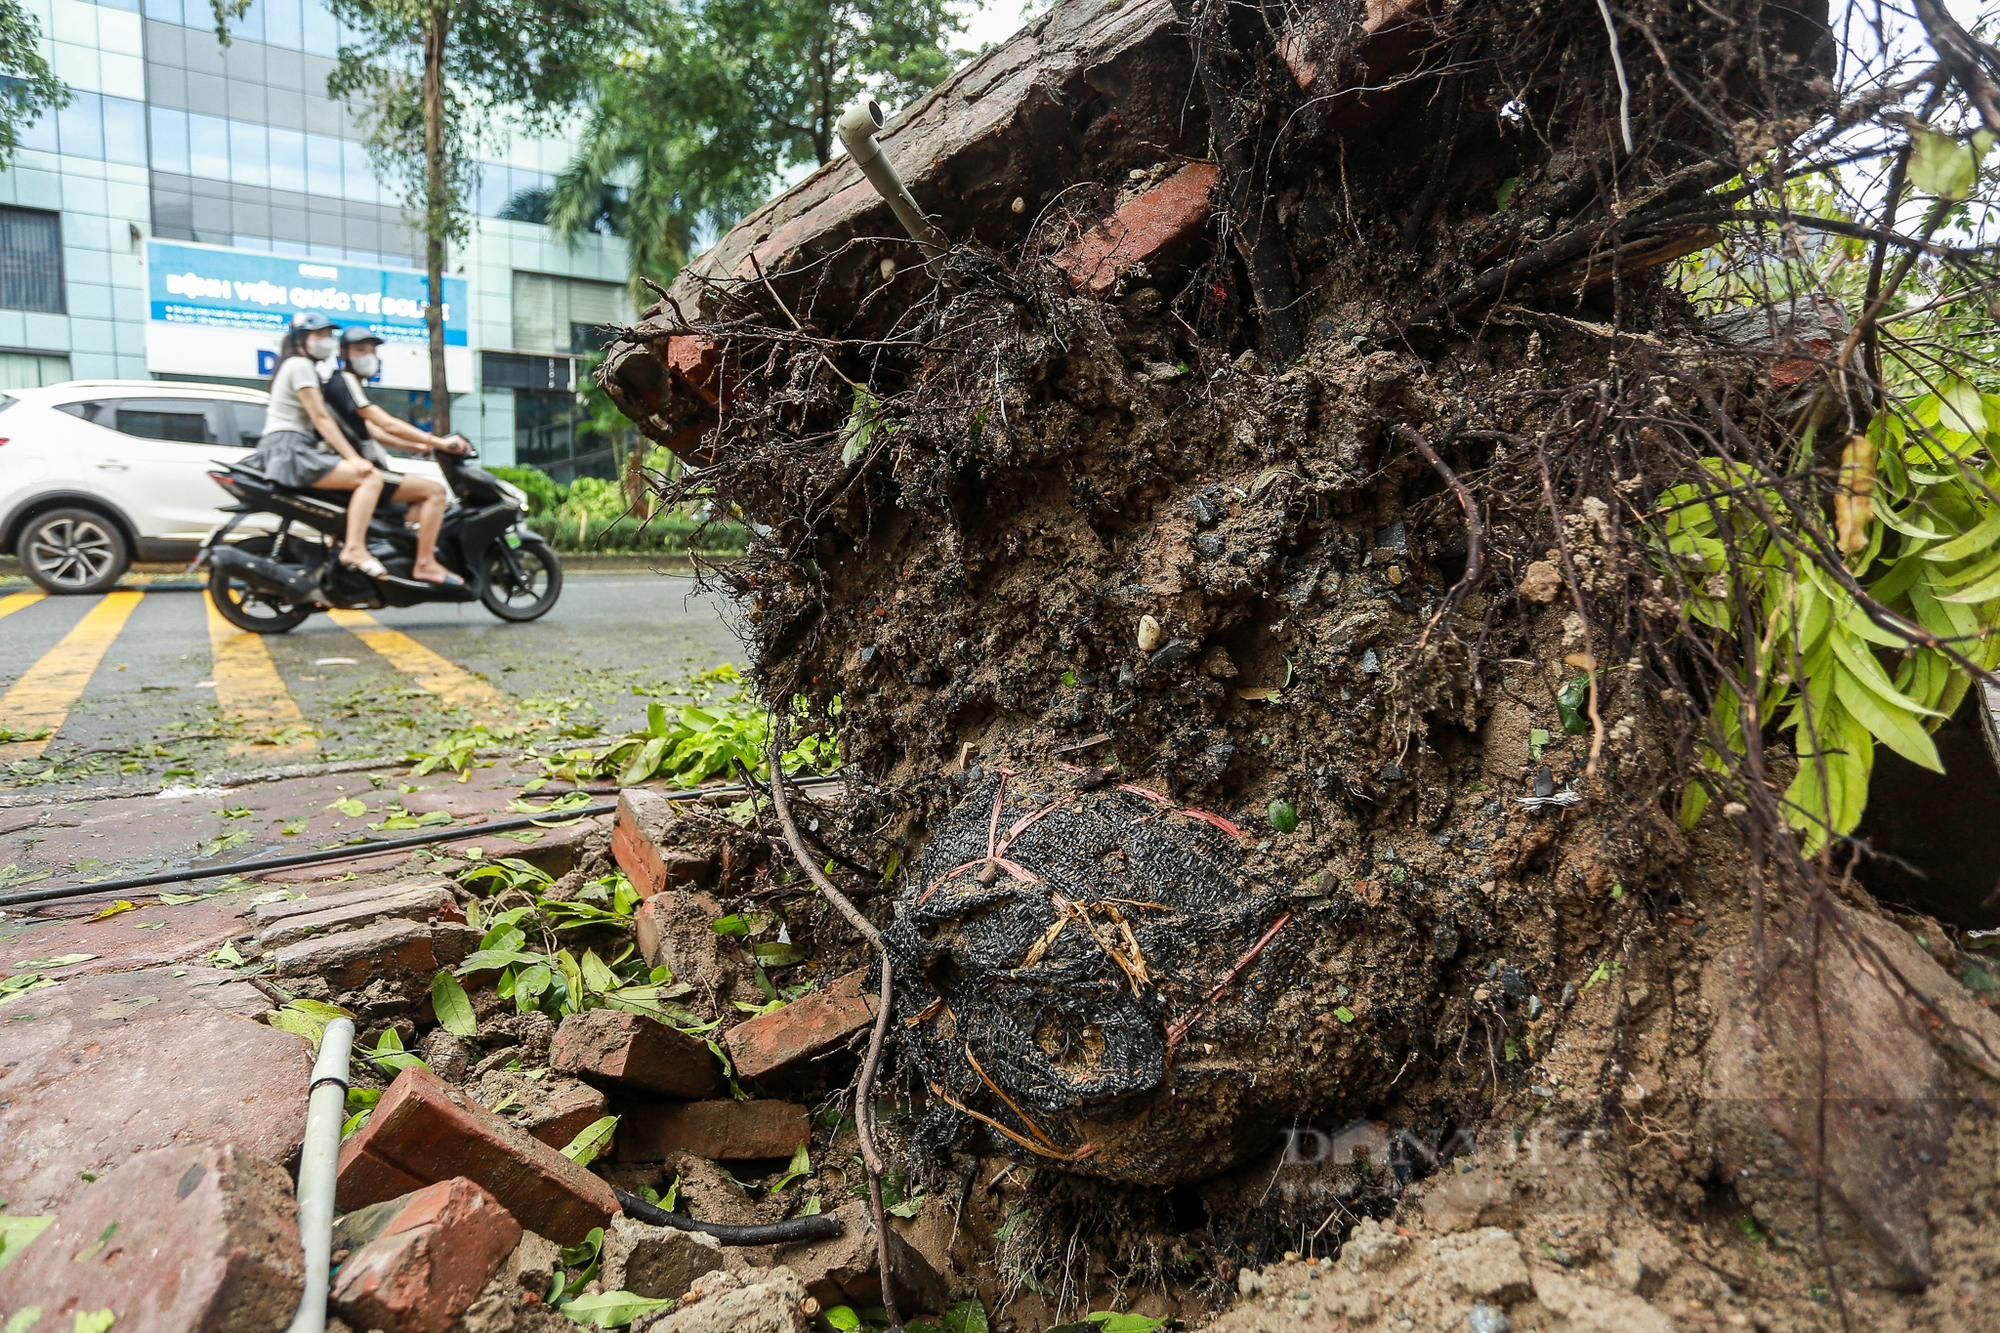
<box><xmin>242</xmin><ymin>312</ymin><xmax>461</xmax><ymax>586</ymax></box>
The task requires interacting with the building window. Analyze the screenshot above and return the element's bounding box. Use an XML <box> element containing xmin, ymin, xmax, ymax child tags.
<box><xmin>0</xmin><ymin>207</ymin><xmax>64</xmax><ymax>314</ymax></box>
<box><xmin>510</xmin><ymin>272</ymin><xmax>629</xmax><ymax>356</ymax></box>
<box><xmin>0</xmin><ymin>351</ymin><xmax>72</xmax><ymax>390</ymax></box>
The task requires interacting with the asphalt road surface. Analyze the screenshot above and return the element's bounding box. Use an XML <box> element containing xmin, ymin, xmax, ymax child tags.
<box><xmin>0</xmin><ymin>570</ymin><xmax>748</xmax><ymax>794</ymax></box>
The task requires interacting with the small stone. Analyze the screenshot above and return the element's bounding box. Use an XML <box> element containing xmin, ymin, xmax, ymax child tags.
<box><xmin>1195</xmin><ymin>533</ymin><xmax>1225</xmax><ymax>559</ymax></box>
<box><xmin>1500</xmin><ymin>964</ymin><xmax>1527</xmax><ymax>1000</ymax></box>
<box><xmin>1527</xmin><ymin>995</ymin><xmax>1544</xmax><ymax>1019</ymax></box>
<box><xmin>1190</xmin><ymin>494</ymin><xmax>1221</xmax><ymax>527</ymax></box>
<box><xmin>1136</xmin><ymin>614</ymin><xmax>1166</xmax><ymax>651</ymax></box>
<box><xmin>1360</xmin><ymin>648</ymin><xmax>1381</xmax><ymax>674</ymax></box>
<box><xmin>1533</xmin><ymin>767</ymin><xmax>1556</xmax><ymax>798</ymax></box>
<box><xmin>1149</xmin><ymin>639</ymin><xmax>1197</xmax><ymax>667</ymax></box>
<box><xmin>419</xmin><ymin>1028</ymin><xmax>472</xmax><ymax>1083</ymax></box>
<box><xmin>1011</xmin><ymin>196</ymin><xmax>1026</xmax><ymax>214</ymax></box>
<box><xmin>1518</xmin><ymin>560</ymin><xmax>1563</xmax><ymax>603</ymax></box>
<box><xmin>1340</xmin><ymin>1218</ymin><xmax>1407</xmax><ymax>1274</ymax></box>
<box><xmin>1468</xmin><ymin>1305</ymin><xmax>1512</xmax><ymax>1333</ymax></box>
<box><xmin>1381</xmin><ymin>761</ymin><xmax>1403</xmax><ymax>781</ymax></box>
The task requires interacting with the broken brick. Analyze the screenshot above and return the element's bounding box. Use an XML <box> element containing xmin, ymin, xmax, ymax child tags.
<box><xmin>472</xmin><ymin>1069</ymin><xmax>610</xmax><ymax>1149</ymax></box>
<box><xmin>258</xmin><ymin>882</ymin><xmax>461</xmax><ymax>950</ymax></box>
<box><xmin>330</xmin><ymin>1177</ymin><xmax>523</xmax><ymax>1333</ymax></box>
<box><xmin>1054</xmin><ymin>162</ymin><xmax>1220</xmax><ymax>295</ymax></box>
<box><xmin>273</xmin><ymin>916</ymin><xmax>439</xmax><ymax>993</ymax></box>
<box><xmin>724</xmin><ymin>969</ymin><xmax>877</xmax><ymax>1081</ymax></box>
<box><xmin>613</xmin><ymin>788</ymin><xmax>716</xmax><ymax>898</ymax></box>
<box><xmin>337</xmin><ymin>1065</ymin><xmax>618</xmax><ymax>1244</ymax></box>
<box><xmin>253</xmin><ymin>877</ymin><xmax>455</xmax><ymax>928</ymax></box>
<box><xmin>0</xmin><ymin>1143</ymin><xmax>304</xmax><ymax>1331</ymax></box>
<box><xmin>612</xmin><ymin>1099</ymin><xmax>811</xmax><ymax>1162</ymax></box>
<box><xmin>553</xmin><ymin>1008</ymin><xmax>724</xmax><ymax>1099</ymax></box>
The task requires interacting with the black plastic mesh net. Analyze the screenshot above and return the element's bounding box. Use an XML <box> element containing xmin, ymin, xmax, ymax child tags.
<box><xmin>883</xmin><ymin>771</ymin><xmax>1299</xmax><ymax>1174</ymax></box>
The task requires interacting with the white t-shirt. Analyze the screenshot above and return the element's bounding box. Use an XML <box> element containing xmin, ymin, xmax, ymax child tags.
<box><xmin>262</xmin><ymin>356</ymin><xmax>325</xmax><ymax>437</ymax></box>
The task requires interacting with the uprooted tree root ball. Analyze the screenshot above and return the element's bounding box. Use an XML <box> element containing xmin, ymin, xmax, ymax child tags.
<box><xmin>594</xmin><ymin>0</ymin><xmax>2000</xmax><ymax>1322</ymax></box>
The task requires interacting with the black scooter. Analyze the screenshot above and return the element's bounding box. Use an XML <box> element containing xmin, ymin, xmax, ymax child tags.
<box><xmin>195</xmin><ymin>447</ymin><xmax>563</xmax><ymax>633</ymax></box>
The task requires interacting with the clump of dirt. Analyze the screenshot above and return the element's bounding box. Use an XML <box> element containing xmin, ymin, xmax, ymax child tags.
<box><xmin>596</xmin><ymin>0</ymin><xmax>2000</xmax><ymax>1321</ymax></box>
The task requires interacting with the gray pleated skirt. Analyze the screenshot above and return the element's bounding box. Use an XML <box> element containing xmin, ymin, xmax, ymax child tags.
<box><xmin>248</xmin><ymin>429</ymin><xmax>343</xmax><ymax>488</ymax></box>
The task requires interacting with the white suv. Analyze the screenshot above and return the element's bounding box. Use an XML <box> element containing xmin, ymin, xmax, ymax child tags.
<box><xmin>0</xmin><ymin>379</ymin><xmax>440</xmax><ymax>594</ymax></box>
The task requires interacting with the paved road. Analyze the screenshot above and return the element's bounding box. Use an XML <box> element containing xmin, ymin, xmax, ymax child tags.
<box><xmin>0</xmin><ymin>571</ymin><xmax>748</xmax><ymax>793</ymax></box>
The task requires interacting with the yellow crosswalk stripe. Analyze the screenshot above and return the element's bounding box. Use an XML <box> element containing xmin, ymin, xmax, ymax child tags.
<box><xmin>0</xmin><ymin>592</ymin><xmax>47</xmax><ymax>620</ymax></box>
<box><xmin>205</xmin><ymin>592</ymin><xmax>316</xmax><ymax>757</ymax></box>
<box><xmin>325</xmin><ymin>608</ymin><xmax>504</xmax><ymax>715</ymax></box>
<box><xmin>0</xmin><ymin>590</ymin><xmax>143</xmax><ymax>760</ymax></box>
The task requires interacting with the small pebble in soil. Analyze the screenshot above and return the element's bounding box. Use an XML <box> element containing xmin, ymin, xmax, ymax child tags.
<box><xmin>1468</xmin><ymin>1304</ymin><xmax>1511</xmax><ymax>1333</ymax></box>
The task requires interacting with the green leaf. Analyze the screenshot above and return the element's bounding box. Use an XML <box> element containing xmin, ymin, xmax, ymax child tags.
<box><xmin>70</xmin><ymin>1313</ymin><xmax>114</xmax><ymax>1333</ymax></box>
<box><xmin>886</xmin><ymin>1196</ymin><xmax>922</xmax><ymax>1218</ymax></box>
<box><xmin>11</xmin><ymin>955</ymin><xmax>95</xmax><ymax>970</ymax></box>
<box><xmin>0</xmin><ymin>1215</ymin><xmax>55</xmax><ymax>1273</ymax></box>
<box><xmin>1267</xmin><ymin>800</ymin><xmax>1298</xmax><ymax>834</ymax></box>
<box><xmin>1557</xmin><ymin>675</ymin><xmax>1592</xmax><ymax>735</ymax></box>
<box><xmin>1830</xmin><ymin>665</ymin><xmax>1943</xmax><ymax>773</ymax></box>
<box><xmin>1827</xmin><ymin>627</ymin><xmax>1944</xmax><ymax>719</ymax></box>
<box><xmin>751</xmin><ymin>942</ymin><xmax>807</xmax><ymax>967</ymax></box>
<box><xmin>580</xmin><ymin>951</ymin><xmax>619</xmax><ymax>995</ymax></box>
<box><xmin>1086</xmin><ymin>1313</ymin><xmax>1168</xmax><ymax>1332</ymax></box>
<box><xmin>825</xmin><ymin>1308</ymin><xmax>863</xmax><ymax>1332</ymax></box>
<box><xmin>1333</xmin><ymin>1006</ymin><xmax>1355</xmax><ymax>1023</ymax></box>
<box><xmin>430</xmin><ymin>971</ymin><xmax>478</xmax><ymax>1038</ymax></box>
<box><xmin>558</xmin><ymin>1291</ymin><xmax>675</xmax><ymax>1327</ymax></box>
<box><xmin>1494</xmin><ymin>176</ymin><xmax>1520</xmax><ymax>211</ymax></box>
<box><xmin>331</xmin><ymin>797</ymin><xmax>367</xmax><ymax>817</ymax></box>
<box><xmin>1962</xmin><ymin>965</ymin><xmax>1997</xmax><ymax>993</ymax></box>
<box><xmin>1528</xmin><ymin>728</ymin><xmax>1551</xmax><ymax>758</ymax></box>
<box><xmin>560</xmin><ymin>1115</ymin><xmax>620</xmax><ymax>1166</ymax></box>
<box><xmin>3</xmin><ymin>1308</ymin><xmax>43</xmax><ymax>1333</ymax></box>
<box><xmin>943</xmin><ymin>1298</ymin><xmax>990</xmax><ymax>1333</ymax></box>
<box><xmin>1908</xmin><ymin>128</ymin><xmax>1983</xmax><ymax>201</ymax></box>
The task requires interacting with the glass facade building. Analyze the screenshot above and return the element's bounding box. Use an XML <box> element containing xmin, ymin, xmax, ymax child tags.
<box><xmin>0</xmin><ymin>0</ymin><xmax>632</xmax><ymax>473</ymax></box>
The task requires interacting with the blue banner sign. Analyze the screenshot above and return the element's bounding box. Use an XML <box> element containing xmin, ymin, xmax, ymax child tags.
<box><xmin>146</xmin><ymin>239</ymin><xmax>466</xmax><ymax>347</ymax></box>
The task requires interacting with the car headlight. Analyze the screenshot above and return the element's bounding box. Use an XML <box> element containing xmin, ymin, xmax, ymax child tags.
<box><xmin>495</xmin><ymin>480</ymin><xmax>530</xmax><ymax>513</ymax></box>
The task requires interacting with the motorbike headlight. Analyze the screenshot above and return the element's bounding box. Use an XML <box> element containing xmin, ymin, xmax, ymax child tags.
<box><xmin>495</xmin><ymin>480</ymin><xmax>530</xmax><ymax>513</ymax></box>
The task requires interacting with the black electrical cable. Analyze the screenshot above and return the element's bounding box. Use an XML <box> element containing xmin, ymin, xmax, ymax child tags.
<box><xmin>613</xmin><ymin>1187</ymin><xmax>843</xmax><ymax>1245</ymax></box>
<box><xmin>0</xmin><ymin>774</ymin><xmax>842</xmax><ymax>910</ymax></box>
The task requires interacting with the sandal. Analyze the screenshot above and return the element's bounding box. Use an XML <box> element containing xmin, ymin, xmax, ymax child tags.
<box><xmin>340</xmin><ymin>554</ymin><xmax>389</xmax><ymax>579</ymax></box>
<box><xmin>413</xmin><ymin>570</ymin><xmax>466</xmax><ymax>589</ymax></box>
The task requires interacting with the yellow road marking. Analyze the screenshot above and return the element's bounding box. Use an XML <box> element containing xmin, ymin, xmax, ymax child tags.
<box><xmin>0</xmin><ymin>592</ymin><xmax>47</xmax><ymax>620</ymax></box>
<box><xmin>0</xmin><ymin>590</ymin><xmax>144</xmax><ymax>760</ymax></box>
<box><xmin>325</xmin><ymin>608</ymin><xmax>504</xmax><ymax>715</ymax></box>
<box><xmin>205</xmin><ymin>592</ymin><xmax>316</xmax><ymax>757</ymax></box>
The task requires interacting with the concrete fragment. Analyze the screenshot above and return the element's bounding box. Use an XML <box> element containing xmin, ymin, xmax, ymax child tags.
<box><xmin>330</xmin><ymin>1178</ymin><xmax>523</xmax><ymax>1333</ymax></box>
<box><xmin>274</xmin><ymin>916</ymin><xmax>439</xmax><ymax>992</ymax></box>
<box><xmin>1532</xmin><ymin>1269</ymin><xmax>1674</xmax><ymax>1333</ymax></box>
<box><xmin>613</xmin><ymin>789</ymin><xmax>716</xmax><ymax>898</ymax></box>
<box><xmin>1609</xmin><ymin>1222</ymin><xmax>1681</xmax><ymax>1296</ymax></box>
<box><xmin>259</xmin><ymin>883</ymin><xmax>461</xmax><ymax>950</ymax></box>
<box><xmin>336</xmin><ymin>1065</ymin><xmax>618</xmax><ymax>1243</ymax></box>
<box><xmin>0</xmin><ymin>1009</ymin><xmax>310</xmax><ymax>1216</ymax></box>
<box><xmin>642</xmin><ymin>1264</ymin><xmax>812</xmax><ymax>1333</ymax></box>
<box><xmin>599</xmin><ymin>1215</ymin><xmax>726</xmax><ymax>1298</ymax></box>
<box><xmin>1433</xmin><ymin>1227</ymin><xmax>1531</xmax><ymax>1303</ymax></box>
<box><xmin>613</xmin><ymin>1099</ymin><xmax>811</xmax><ymax>1162</ymax></box>
<box><xmin>553</xmin><ymin>1007</ymin><xmax>724</xmax><ymax>1098</ymax></box>
<box><xmin>1055</xmin><ymin>162</ymin><xmax>1219</xmax><ymax>294</ymax></box>
<box><xmin>472</xmin><ymin>1069</ymin><xmax>609</xmax><ymax>1149</ymax></box>
<box><xmin>1339</xmin><ymin>1216</ymin><xmax>1408</xmax><ymax>1274</ymax></box>
<box><xmin>770</xmin><ymin>1200</ymin><xmax>948</xmax><ymax>1316</ymax></box>
<box><xmin>723</xmin><ymin>970</ymin><xmax>876</xmax><ymax>1081</ymax></box>
<box><xmin>254</xmin><ymin>877</ymin><xmax>455</xmax><ymax>926</ymax></box>
<box><xmin>0</xmin><ymin>1143</ymin><xmax>304</xmax><ymax>1330</ymax></box>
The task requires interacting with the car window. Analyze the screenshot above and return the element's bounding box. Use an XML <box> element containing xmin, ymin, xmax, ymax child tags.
<box><xmin>54</xmin><ymin>398</ymin><xmax>228</xmax><ymax>446</ymax></box>
<box><xmin>218</xmin><ymin>401</ymin><xmax>265</xmax><ymax>449</ymax></box>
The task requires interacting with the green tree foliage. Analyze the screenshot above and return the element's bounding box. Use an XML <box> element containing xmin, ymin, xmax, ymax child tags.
<box><xmin>0</xmin><ymin>0</ymin><xmax>69</xmax><ymax>168</ymax></box>
<box><xmin>317</xmin><ymin>0</ymin><xmax>604</xmax><ymax>430</ymax></box>
<box><xmin>549</xmin><ymin>0</ymin><xmax>965</xmax><ymax>294</ymax></box>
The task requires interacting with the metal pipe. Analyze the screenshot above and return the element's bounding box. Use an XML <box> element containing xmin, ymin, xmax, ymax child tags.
<box><xmin>286</xmin><ymin>1017</ymin><xmax>355</xmax><ymax>1333</ymax></box>
<box><xmin>836</xmin><ymin>99</ymin><xmax>947</xmax><ymax>260</ymax></box>
<box><xmin>0</xmin><ymin>774</ymin><xmax>846</xmax><ymax>910</ymax></box>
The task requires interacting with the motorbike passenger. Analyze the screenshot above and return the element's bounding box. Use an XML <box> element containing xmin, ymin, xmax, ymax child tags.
<box><xmin>321</xmin><ymin>327</ymin><xmax>470</xmax><ymax>587</ymax></box>
<box><xmin>241</xmin><ymin>312</ymin><xmax>457</xmax><ymax>585</ymax></box>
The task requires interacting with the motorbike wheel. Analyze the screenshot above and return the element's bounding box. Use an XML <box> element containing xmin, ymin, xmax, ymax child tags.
<box><xmin>480</xmin><ymin>537</ymin><xmax>562</xmax><ymax>622</ymax></box>
<box><xmin>209</xmin><ymin>535</ymin><xmax>314</xmax><ymax>634</ymax></box>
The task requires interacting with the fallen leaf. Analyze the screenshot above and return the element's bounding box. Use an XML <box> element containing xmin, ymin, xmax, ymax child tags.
<box><xmin>12</xmin><ymin>954</ymin><xmax>96</xmax><ymax>969</ymax></box>
<box><xmin>561</xmin><ymin>1115</ymin><xmax>620</xmax><ymax>1166</ymax></box>
<box><xmin>89</xmin><ymin>902</ymin><xmax>140</xmax><ymax>921</ymax></box>
<box><xmin>430</xmin><ymin>971</ymin><xmax>478</xmax><ymax>1038</ymax></box>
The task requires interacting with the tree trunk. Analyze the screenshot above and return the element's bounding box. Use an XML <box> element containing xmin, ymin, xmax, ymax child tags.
<box><xmin>422</xmin><ymin>2</ymin><xmax>452</xmax><ymax>434</ymax></box>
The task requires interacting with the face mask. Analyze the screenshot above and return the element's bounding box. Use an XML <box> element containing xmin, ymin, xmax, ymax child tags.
<box><xmin>306</xmin><ymin>336</ymin><xmax>335</xmax><ymax>360</ymax></box>
<box><xmin>349</xmin><ymin>353</ymin><xmax>379</xmax><ymax>378</ymax></box>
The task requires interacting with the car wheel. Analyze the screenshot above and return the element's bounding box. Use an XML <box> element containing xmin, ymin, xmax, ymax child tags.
<box><xmin>16</xmin><ymin>507</ymin><xmax>130</xmax><ymax>595</ymax></box>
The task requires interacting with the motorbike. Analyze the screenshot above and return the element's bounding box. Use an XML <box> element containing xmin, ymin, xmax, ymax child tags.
<box><xmin>194</xmin><ymin>446</ymin><xmax>563</xmax><ymax>633</ymax></box>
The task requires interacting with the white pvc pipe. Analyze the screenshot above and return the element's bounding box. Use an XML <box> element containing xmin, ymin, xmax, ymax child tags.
<box><xmin>286</xmin><ymin>1017</ymin><xmax>355</xmax><ymax>1333</ymax></box>
<box><xmin>836</xmin><ymin>99</ymin><xmax>947</xmax><ymax>260</ymax></box>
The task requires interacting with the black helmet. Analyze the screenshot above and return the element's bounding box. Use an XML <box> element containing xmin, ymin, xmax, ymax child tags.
<box><xmin>289</xmin><ymin>311</ymin><xmax>340</xmax><ymax>332</ymax></box>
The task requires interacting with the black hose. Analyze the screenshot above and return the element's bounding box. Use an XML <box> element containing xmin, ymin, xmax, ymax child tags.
<box><xmin>0</xmin><ymin>774</ymin><xmax>843</xmax><ymax>910</ymax></box>
<box><xmin>614</xmin><ymin>1187</ymin><xmax>844</xmax><ymax>1245</ymax></box>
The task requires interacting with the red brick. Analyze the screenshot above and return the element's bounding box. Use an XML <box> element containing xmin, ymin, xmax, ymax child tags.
<box><xmin>272</xmin><ymin>916</ymin><xmax>439</xmax><ymax>992</ymax></box>
<box><xmin>612</xmin><ymin>788</ymin><xmax>715</xmax><ymax>898</ymax></box>
<box><xmin>612</xmin><ymin>1099</ymin><xmax>811</xmax><ymax>1162</ymax></box>
<box><xmin>724</xmin><ymin>969</ymin><xmax>877</xmax><ymax>1081</ymax></box>
<box><xmin>0</xmin><ymin>1143</ymin><xmax>304</xmax><ymax>1331</ymax></box>
<box><xmin>1054</xmin><ymin>163</ymin><xmax>1220</xmax><ymax>295</ymax></box>
<box><xmin>553</xmin><ymin>1008</ymin><xmax>724</xmax><ymax>1099</ymax></box>
<box><xmin>0</xmin><ymin>1010</ymin><xmax>310</xmax><ymax>1217</ymax></box>
<box><xmin>330</xmin><ymin>1178</ymin><xmax>523</xmax><ymax>1333</ymax></box>
<box><xmin>337</xmin><ymin>1065</ymin><xmax>618</xmax><ymax>1244</ymax></box>
<box><xmin>663</xmin><ymin>334</ymin><xmax>727</xmax><ymax>406</ymax></box>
